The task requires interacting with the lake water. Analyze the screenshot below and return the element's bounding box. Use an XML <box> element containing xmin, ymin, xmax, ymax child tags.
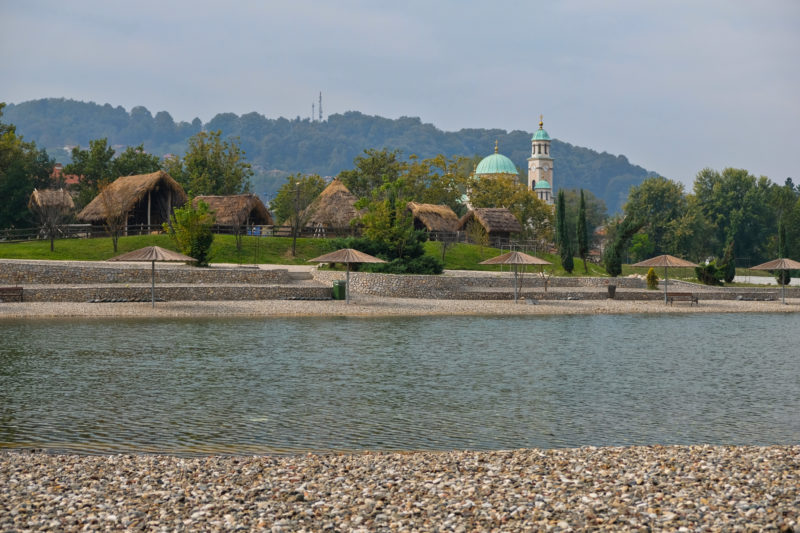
<box><xmin>1</xmin><ymin>314</ymin><xmax>798</xmax><ymax>455</ymax></box>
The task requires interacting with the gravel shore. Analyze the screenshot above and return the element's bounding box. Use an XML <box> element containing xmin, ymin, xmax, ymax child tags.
<box><xmin>1</xmin><ymin>296</ymin><xmax>798</xmax><ymax>319</ymax></box>
<box><xmin>2</xmin><ymin>446</ymin><xmax>797</xmax><ymax>531</ymax></box>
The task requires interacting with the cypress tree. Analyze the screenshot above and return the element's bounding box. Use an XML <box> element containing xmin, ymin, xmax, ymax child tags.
<box><xmin>776</xmin><ymin>219</ymin><xmax>790</xmax><ymax>285</ymax></box>
<box><xmin>577</xmin><ymin>189</ymin><xmax>589</xmax><ymax>273</ymax></box>
<box><xmin>556</xmin><ymin>190</ymin><xmax>574</xmax><ymax>273</ymax></box>
<box><xmin>720</xmin><ymin>239</ymin><xmax>736</xmax><ymax>283</ymax></box>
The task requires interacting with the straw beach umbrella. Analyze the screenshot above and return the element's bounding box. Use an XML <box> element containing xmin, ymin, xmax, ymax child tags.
<box><xmin>108</xmin><ymin>246</ymin><xmax>197</xmax><ymax>307</ymax></box>
<box><xmin>480</xmin><ymin>251</ymin><xmax>552</xmax><ymax>303</ymax></box>
<box><xmin>308</xmin><ymin>248</ymin><xmax>386</xmax><ymax>304</ymax></box>
<box><xmin>750</xmin><ymin>258</ymin><xmax>800</xmax><ymax>304</ymax></box>
<box><xmin>631</xmin><ymin>254</ymin><xmax>699</xmax><ymax>304</ymax></box>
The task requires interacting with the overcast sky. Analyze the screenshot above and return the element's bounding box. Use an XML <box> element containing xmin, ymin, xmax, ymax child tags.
<box><xmin>2</xmin><ymin>1</ymin><xmax>798</xmax><ymax>186</ymax></box>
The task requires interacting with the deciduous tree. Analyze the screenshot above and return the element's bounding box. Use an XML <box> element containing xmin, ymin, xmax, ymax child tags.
<box><xmin>169</xmin><ymin>130</ymin><xmax>253</xmax><ymax>196</ymax></box>
<box><xmin>270</xmin><ymin>174</ymin><xmax>326</xmax><ymax>256</ymax></box>
<box><xmin>163</xmin><ymin>199</ymin><xmax>215</xmax><ymax>266</ymax></box>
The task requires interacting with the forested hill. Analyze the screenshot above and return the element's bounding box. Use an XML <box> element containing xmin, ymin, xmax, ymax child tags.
<box><xmin>5</xmin><ymin>98</ymin><xmax>657</xmax><ymax>212</ymax></box>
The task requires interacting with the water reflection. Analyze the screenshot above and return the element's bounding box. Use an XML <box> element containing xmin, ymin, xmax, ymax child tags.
<box><xmin>1</xmin><ymin>314</ymin><xmax>798</xmax><ymax>455</ymax></box>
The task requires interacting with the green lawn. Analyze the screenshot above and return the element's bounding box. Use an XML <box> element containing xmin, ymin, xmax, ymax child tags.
<box><xmin>2</xmin><ymin>234</ymin><xmax>603</xmax><ymax>274</ymax></box>
<box><xmin>427</xmin><ymin>241</ymin><xmax>607</xmax><ymax>276</ymax></box>
<box><xmin>2</xmin><ymin>235</ymin><xmax>774</xmax><ymax>282</ymax></box>
<box><xmin>0</xmin><ymin>234</ymin><xmax>337</xmax><ymax>264</ymax></box>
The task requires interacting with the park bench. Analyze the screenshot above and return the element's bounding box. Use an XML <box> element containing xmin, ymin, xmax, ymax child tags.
<box><xmin>667</xmin><ymin>292</ymin><xmax>698</xmax><ymax>305</ymax></box>
<box><xmin>0</xmin><ymin>286</ymin><xmax>23</xmax><ymax>302</ymax></box>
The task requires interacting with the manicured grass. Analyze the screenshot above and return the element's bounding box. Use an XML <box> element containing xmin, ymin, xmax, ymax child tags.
<box><xmin>426</xmin><ymin>241</ymin><xmax>608</xmax><ymax>276</ymax></box>
<box><xmin>2</xmin><ymin>236</ymin><xmax>778</xmax><ymax>283</ymax></box>
<box><xmin>0</xmin><ymin>234</ymin><xmax>337</xmax><ymax>264</ymax></box>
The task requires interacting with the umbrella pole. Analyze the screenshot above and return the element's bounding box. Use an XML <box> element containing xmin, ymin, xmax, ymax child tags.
<box><xmin>664</xmin><ymin>265</ymin><xmax>668</xmax><ymax>304</ymax></box>
<box><xmin>346</xmin><ymin>264</ymin><xmax>350</xmax><ymax>304</ymax></box>
<box><xmin>782</xmin><ymin>278</ymin><xmax>786</xmax><ymax>304</ymax></box>
<box><xmin>514</xmin><ymin>265</ymin><xmax>518</xmax><ymax>303</ymax></box>
<box><xmin>151</xmin><ymin>260</ymin><xmax>155</xmax><ymax>308</ymax></box>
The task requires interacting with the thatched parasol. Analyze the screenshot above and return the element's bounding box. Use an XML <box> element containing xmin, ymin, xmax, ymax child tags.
<box><xmin>631</xmin><ymin>254</ymin><xmax>699</xmax><ymax>304</ymax></box>
<box><xmin>751</xmin><ymin>257</ymin><xmax>800</xmax><ymax>304</ymax></box>
<box><xmin>108</xmin><ymin>246</ymin><xmax>196</xmax><ymax>307</ymax></box>
<box><xmin>480</xmin><ymin>251</ymin><xmax>552</xmax><ymax>303</ymax></box>
<box><xmin>308</xmin><ymin>248</ymin><xmax>386</xmax><ymax>304</ymax></box>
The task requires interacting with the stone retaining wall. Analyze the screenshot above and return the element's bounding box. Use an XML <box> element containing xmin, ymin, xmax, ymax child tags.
<box><xmin>313</xmin><ymin>270</ymin><xmax>646</xmax><ymax>299</ymax></box>
<box><xmin>20</xmin><ymin>285</ymin><xmax>332</xmax><ymax>303</ymax></box>
<box><xmin>0</xmin><ymin>260</ymin><xmax>292</xmax><ymax>285</ymax></box>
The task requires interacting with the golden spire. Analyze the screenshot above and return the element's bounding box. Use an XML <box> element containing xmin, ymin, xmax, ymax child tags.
<box><xmin>494</xmin><ymin>139</ymin><xmax>499</xmax><ymax>153</ymax></box>
<box><xmin>539</xmin><ymin>114</ymin><xmax>544</xmax><ymax>129</ymax></box>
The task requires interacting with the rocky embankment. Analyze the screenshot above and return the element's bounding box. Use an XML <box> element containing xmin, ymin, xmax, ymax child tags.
<box><xmin>2</xmin><ymin>446</ymin><xmax>798</xmax><ymax>531</ymax></box>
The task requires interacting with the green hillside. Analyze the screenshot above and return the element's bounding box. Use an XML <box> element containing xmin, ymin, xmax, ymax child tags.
<box><xmin>4</xmin><ymin>98</ymin><xmax>657</xmax><ymax>212</ymax></box>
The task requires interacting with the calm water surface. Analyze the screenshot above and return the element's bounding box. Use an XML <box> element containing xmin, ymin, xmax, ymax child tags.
<box><xmin>1</xmin><ymin>314</ymin><xmax>798</xmax><ymax>455</ymax></box>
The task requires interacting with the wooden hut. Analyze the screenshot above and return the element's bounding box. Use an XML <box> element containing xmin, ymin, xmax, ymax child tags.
<box><xmin>457</xmin><ymin>208</ymin><xmax>522</xmax><ymax>246</ymax></box>
<box><xmin>406</xmin><ymin>202</ymin><xmax>459</xmax><ymax>233</ymax></box>
<box><xmin>77</xmin><ymin>171</ymin><xmax>187</xmax><ymax>227</ymax></box>
<box><xmin>304</xmin><ymin>178</ymin><xmax>362</xmax><ymax>235</ymax></box>
<box><xmin>194</xmin><ymin>194</ymin><xmax>273</xmax><ymax>227</ymax></box>
<box><xmin>28</xmin><ymin>188</ymin><xmax>75</xmax><ymax>216</ymax></box>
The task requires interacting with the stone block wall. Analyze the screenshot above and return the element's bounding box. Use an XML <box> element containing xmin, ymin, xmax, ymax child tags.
<box><xmin>313</xmin><ymin>270</ymin><xmax>646</xmax><ymax>299</ymax></box>
<box><xmin>0</xmin><ymin>260</ymin><xmax>292</xmax><ymax>285</ymax></box>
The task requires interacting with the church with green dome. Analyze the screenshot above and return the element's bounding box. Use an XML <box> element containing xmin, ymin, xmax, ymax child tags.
<box><xmin>471</xmin><ymin>116</ymin><xmax>555</xmax><ymax>206</ymax></box>
<box><xmin>527</xmin><ymin>116</ymin><xmax>554</xmax><ymax>205</ymax></box>
<box><xmin>473</xmin><ymin>141</ymin><xmax>519</xmax><ymax>178</ymax></box>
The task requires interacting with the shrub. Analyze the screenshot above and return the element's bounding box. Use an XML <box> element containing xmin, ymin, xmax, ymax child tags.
<box><xmin>646</xmin><ymin>267</ymin><xmax>659</xmax><ymax>290</ymax></box>
<box><xmin>163</xmin><ymin>199</ymin><xmax>215</xmax><ymax>266</ymax></box>
<box><xmin>695</xmin><ymin>261</ymin><xmax>724</xmax><ymax>286</ymax></box>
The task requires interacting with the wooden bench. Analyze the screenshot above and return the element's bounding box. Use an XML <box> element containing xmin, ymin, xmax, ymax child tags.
<box><xmin>0</xmin><ymin>286</ymin><xmax>23</xmax><ymax>302</ymax></box>
<box><xmin>667</xmin><ymin>292</ymin><xmax>697</xmax><ymax>305</ymax></box>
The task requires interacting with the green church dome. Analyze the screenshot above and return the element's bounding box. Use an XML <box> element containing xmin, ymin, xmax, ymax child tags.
<box><xmin>532</xmin><ymin>129</ymin><xmax>551</xmax><ymax>141</ymax></box>
<box><xmin>532</xmin><ymin>115</ymin><xmax>551</xmax><ymax>141</ymax></box>
<box><xmin>475</xmin><ymin>141</ymin><xmax>517</xmax><ymax>176</ymax></box>
<box><xmin>534</xmin><ymin>180</ymin><xmax>551</xmax><ymax>189</ymax></box>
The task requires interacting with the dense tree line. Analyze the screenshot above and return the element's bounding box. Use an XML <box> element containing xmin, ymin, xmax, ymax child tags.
<box><xmin>5</xmin><ymin>99</ymin><xmax>655</xmax><ymax>211</ymax></box>
<box><xmin>622</xmin><ymin>170</ymin><xmax>800</xmax><ymax>266</ymax></box>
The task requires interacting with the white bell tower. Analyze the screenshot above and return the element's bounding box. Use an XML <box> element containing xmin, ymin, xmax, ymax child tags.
<box><xmin>527</xmin><ymin>115</ymin><xmax>554</xmax><ymax>205</ymax></box>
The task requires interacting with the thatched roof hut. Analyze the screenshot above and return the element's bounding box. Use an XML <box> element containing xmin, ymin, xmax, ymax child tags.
<box><xmin>194</xmin><ymin>194</ymin><xmax>273</xmax><ymax>226</ymax></box>
<box><xmin>458</xmin><ymin>208</ymin><xmax>522</xmax><ymax>245</ymax></box>
<box><xmin>28</xmin><ymin>188</ymin><xmax>75</xmax><ymax>214</ymax></box>
<box><xmin>304</xmin><ymin>178</ymin><xmax>362</xmax><ymax>229</ymax></box>
<box><xmin>77</xmin><ymin>171</ymin><xmax>187</xmax><ymax>226</ymax></box>
<box><xmin>406</xmin><ymin>202</ymin><xmax>459</xmax><ymax>232</ymax></box>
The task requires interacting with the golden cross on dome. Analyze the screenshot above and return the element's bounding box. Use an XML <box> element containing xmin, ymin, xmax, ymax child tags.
<box><xmin>539</xmin><ymin>114</ymin><xmax>544</xmax><ymax>129</ymax></box>
<box><xmin>494</xmin><ymin>139</ymin><xmax>499</xmax><ymax>153</ymax></box>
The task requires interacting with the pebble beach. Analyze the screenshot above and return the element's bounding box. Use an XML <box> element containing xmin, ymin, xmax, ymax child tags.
<box><xmin>2</xmin><ymin>446</ymin><xmax>798</xmax><ymax>532</ymax></box>
<box><xmin>1</xmin><ymin>295</ymin><xmax>798</xmax><ymax>319</ymax></box>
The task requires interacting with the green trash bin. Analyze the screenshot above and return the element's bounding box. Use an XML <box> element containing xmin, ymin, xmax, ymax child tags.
<box><xmin>332</xmin><ymin>280</ymin><xmax>347</xmax><ymax>300</ymax></box>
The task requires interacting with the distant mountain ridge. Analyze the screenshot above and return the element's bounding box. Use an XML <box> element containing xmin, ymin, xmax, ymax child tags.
<box><xmin>4</xmin><ymin>98</ymin><xmax>657</xmax><ymax>212</ymax></box>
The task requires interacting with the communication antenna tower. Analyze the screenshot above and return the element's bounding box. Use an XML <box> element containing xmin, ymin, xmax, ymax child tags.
<box><xmin>312</xmin><ymin>102</ymin><xmax>315</xmax><ymax>122</ymax></box>
<box><xmin>319</xmin><ymin>92</ymin><xmax>323</xmax><ymax>122</ymax></box>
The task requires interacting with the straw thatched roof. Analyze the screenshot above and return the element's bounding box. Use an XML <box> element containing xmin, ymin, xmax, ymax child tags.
<box><xmin>308</xmin><ymin>248</ymin><xmax>387</xmax><ymax>264</ymax></box>
<box><xmin>304</xmin><ymin>179</ymin><xmax>362</xmax><ymax>228</ymax></box>
<box><xmin>406</xmin><ymin>202</ymin><xmax>459</xmax><ymax>232</ymax></box>
<box><xmin>77</xmin><ymin>171</ymin><xmax>187</xmax><ymax>223</ymax></box>
<box><xmin>28</xmin><ymin>188</ymin><xmax>75</xmax><ymax>212</ymax></box>
<box><xmin>457</xmin><ymin>208</ymin><xmax>522</xmax><ymax>234</ymax></box>
<box><xmin>751</xmin><ymin>258</ymin><xmax>800</xmax><ymax>271</ymax></box>
<box><xmin>631</xmin><ymin>254</ymin><xmax>698</xmax><ymax>268</ymax></box>
<box><xmin>479</xmin><ymin>251</ymin><xmax>552</xmax><ymax>266</ymax></box>
<box><xmin>194</xmin><ymin>194</ymin><xmax>273</xmax><ymax>226</ymax></box>
<box><xmin>107</xmin><ymin>245</ymin><xmax>196</xmax><ymax>263</ymax></box>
